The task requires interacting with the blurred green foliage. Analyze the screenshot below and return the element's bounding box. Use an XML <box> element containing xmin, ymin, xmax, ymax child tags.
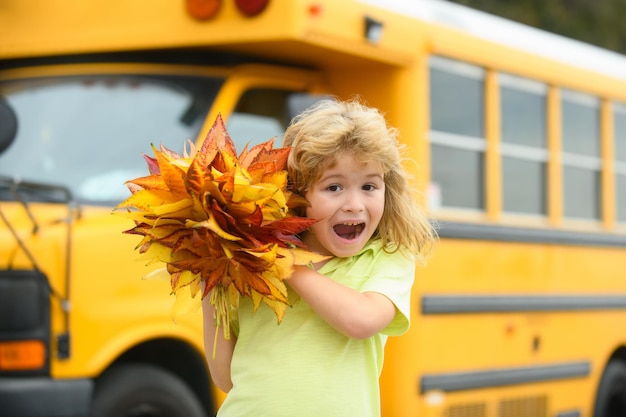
<box><xmin>446</xmin><ymin>0</ymin><xmax>626</xmax><ymax>54</ymax></box>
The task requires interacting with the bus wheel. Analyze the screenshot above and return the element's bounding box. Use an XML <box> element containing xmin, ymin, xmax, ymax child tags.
<box><xmin>91</xmin><ymin>363</ymin><xmax>206</xmax><ymax>417</ymax></box>
<box><xmin>595</xmin><ymin>359</ymin><xmax>626</xmax><ymax>417</ymax></box>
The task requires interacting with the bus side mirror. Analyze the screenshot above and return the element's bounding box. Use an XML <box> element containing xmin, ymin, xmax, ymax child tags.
<box><xmin>286</xmin><ymin>93</ymin><xmax>332</xmax><ymax>122</ymax></box>
<box><xmin>0</xmin><ymin>98</ymin><xmax>17</xmax><ymax>154</ymax></box>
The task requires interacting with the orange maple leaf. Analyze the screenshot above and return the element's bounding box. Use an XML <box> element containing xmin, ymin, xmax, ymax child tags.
<box><xmin>114</xmin><ymin>114</ymin><xmax>327</xmax><ymax>348</ymax></box>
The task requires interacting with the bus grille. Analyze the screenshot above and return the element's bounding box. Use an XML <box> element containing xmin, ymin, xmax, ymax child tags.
<box><xmin>499</xmin><ymin>395</ymin><xmax>547</xmax><ymax>417</ymax></box>
<box><xmin>443</xmin><ymin>395</ymin><xmax>547</xmax><ymax>417</ymax></box>
<box><xmin>444</xmin><ymin>403</ymin><xmax>486</xmax><ymax>417</ymax></box>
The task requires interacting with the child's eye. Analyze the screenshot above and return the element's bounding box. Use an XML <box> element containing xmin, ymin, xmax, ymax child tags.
<box><xmin>327</xmin><ymin>184</ymin><xmax>342</xmax><ymax>192</ymax></box>
<box><xmin>362</xmin><ymin>184</ymin><xmax>376</xmax><ymax>191</ymax></box>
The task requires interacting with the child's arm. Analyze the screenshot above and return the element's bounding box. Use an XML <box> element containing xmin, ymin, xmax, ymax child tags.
<box><xmin>202</xmin><ymin>294</ymin><xmax>236</xmax><ymax>393</ymax></box>
<box><xmin>288</xmin><ymin>265</ymin><xmax>397</xmax><ymax>339</ymax></box>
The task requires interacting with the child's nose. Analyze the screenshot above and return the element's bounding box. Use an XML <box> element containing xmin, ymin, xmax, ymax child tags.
<box><xmin>342</xmin><ymin>191</ymin><xmax>365</xmax><ymax>212</ymax></box>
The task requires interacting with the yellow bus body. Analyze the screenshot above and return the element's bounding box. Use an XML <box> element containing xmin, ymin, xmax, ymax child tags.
<box><xmin>1</xmin><ymin>1</ymin><xmax>626</xmax><ymax>416</ymax></box>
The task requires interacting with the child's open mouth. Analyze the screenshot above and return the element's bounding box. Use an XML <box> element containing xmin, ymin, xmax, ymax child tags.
<box><xmin>333</xmin><ymin>222</ymin><xmax>365</xmax><ymax>241</ymax></box>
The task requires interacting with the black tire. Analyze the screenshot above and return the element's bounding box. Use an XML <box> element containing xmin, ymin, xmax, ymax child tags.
<box><xmin>91</xmin><ymin>363</ymin><xmax>206</xmax><ymax>417</ymax></box>
<box><xmin>594</xmin><ymin>359</ymin><xmax>626</xmax><ymax>417</ymax></box>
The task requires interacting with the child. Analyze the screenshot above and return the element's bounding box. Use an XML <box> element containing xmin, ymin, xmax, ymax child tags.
<box><xmin>202</xmin><ymin>98</ymin><xmax>436</xmax><ymax>416</ymax></box>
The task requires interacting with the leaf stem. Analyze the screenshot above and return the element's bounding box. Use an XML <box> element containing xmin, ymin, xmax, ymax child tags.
<box><xmin>209</xmin><ymin>284</ymin><xmax>231</xmax><ymax>359</ymax></box>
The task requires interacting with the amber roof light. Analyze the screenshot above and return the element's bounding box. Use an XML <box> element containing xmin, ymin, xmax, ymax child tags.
<box><xmin>186</xmin><ymin>0</ymin><xmax>221</xmax><ymax>20</ymax></box>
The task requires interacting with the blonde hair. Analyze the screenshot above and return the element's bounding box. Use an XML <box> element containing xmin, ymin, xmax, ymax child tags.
<box><xmin>283</xmin><ymin>98</ymin><xmax>437</xmax><ymax>259</ymax></box>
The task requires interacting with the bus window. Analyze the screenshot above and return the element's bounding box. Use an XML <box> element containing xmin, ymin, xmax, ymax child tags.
<box><xmin>500</xmin><ymin>74</ymin><xmax>548</xmax><ymax>216</ymax></box>
<box><xmin>429</xmin><ymin>56</ymin><xmax>485</xmax><ymax>211</ymax></box>
<box><xmin>430</xmin><ymin>56</ymin><xmax>484</xmax><ymax>137</ymax></box>
<box><xmin>616</xmin><ymin>102</ymin><xmax>626</xmax><ymax>223</ymax></box>
<box><xmin>561</xmin><ymin>89</ymin><xmax>601</xmax><ymax>220</ymax></box>
<box><xmin>226</xmin><ymin>89</ymin><xmax>292</xmax><ymax>150</ymax></box>
<box><xmin>0</xmin><ymin>74</ymin><xmax>222</xmax><ymax>204</ymax></box>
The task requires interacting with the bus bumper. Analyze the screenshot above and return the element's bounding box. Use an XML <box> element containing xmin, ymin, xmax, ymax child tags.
<box><xmin>0</xmin><ymin>377</ymin><xmax>93</xmax><ymax>417</ymax></box>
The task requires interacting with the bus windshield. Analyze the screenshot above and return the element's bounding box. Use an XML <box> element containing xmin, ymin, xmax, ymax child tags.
<box><xmin>0</xmin><ymin>74</ymin><xmax>223</xmax><ymax>204</ymax></box>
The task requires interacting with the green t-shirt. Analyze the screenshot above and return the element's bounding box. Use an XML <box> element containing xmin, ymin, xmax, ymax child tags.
<box><xmin>216</xmin><ymin>240</ymin><xmax>415</xmax><ymax>417</ymax></box>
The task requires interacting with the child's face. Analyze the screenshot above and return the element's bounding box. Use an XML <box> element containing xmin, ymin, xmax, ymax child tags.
<box><xmin>302</xmin><ymin>153</ymin><xmax>385</xmax><ymax>258</ymax></box>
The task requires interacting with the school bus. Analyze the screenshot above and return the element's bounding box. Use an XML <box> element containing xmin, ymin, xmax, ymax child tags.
<box><xmin>1</xmin><ymin>0</ymin><xmax>625</xmax><ymax>416</ymax></box>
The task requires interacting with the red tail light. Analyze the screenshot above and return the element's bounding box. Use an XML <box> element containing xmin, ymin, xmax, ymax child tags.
<box><xmin>235</xmin><ymin>0</ymin><xmax>269</xmax><ymax>17</ymax></box>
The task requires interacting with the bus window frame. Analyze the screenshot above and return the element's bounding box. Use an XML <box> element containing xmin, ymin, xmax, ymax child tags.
<box><xmin>428</xmin><ymin>55</ymin><xmax>487</xmax><ymax>218</ymax></box>
<box><xmin>498</xmin><ymin>72</ymin><xmax>549</xmax><ymax>219</ymax></box>
<box><xmin>202</xmin><ymin>63</ymin><xmax>325</xmax><ymax>148</ymax></box>
<box><xmin>614</xmin><ymin>101</ymin><xmax>626</xmax><ymax>227</ymax></box>
<box><xmin>560</xmin><ymin>88</ymin><xmax>603</xmax><ymax>223</ymax></box>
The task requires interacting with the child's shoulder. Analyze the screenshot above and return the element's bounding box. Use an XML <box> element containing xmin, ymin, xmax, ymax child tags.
<box><xmin>361</xmin><ymin>239</ymin><xmax>407</xmax><ymax>258</ymax></box>
<box><xmin>352</xmin><ymin>239</ymin><xmax>413</xmax><ymax>266</ymax></box>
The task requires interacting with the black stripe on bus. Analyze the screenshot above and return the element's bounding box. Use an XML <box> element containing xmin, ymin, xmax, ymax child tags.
<box><xmin>422</xmin><ymin>294</ymin><xmax>626</xmax><ymax>314</ymax></box>
<box><xmin>556</xmin><ymin>411</ymin><xmax>581</xmax><ymax>417</ymax></box>
<box><xmin>420</xmin><ymin>361</ymin><xmax>590</xmax><ymax>393</ymax></box>
<box><xmin>437</xmin><ymin>221</ymin><xmax>626</xmax><ymax>248</ymax></box>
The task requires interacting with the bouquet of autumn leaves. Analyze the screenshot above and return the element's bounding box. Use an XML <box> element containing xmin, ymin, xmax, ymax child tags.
<box><xmin>115</xmin><ymin>115</ymin><xmax>326</xmax><ymax>345</ymax></box>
